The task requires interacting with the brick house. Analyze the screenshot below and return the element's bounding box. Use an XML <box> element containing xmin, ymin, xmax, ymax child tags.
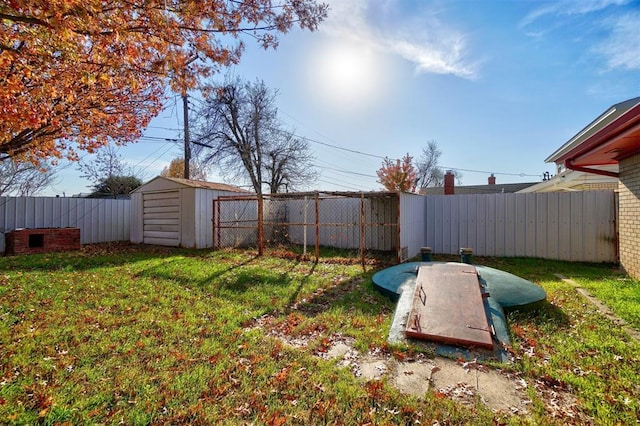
<box><xmin>546</xmin><ymin>96</ymin><xmax>640</xmax><ymax>279</ymax></box>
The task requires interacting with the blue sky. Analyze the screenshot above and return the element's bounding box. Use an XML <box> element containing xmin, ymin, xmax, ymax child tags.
<box><xmin>45</xmin><ymin>0</ymin><xmax>640</xmax><ymax>196</ymax></box>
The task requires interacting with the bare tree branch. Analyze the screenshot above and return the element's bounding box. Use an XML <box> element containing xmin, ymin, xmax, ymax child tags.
<box><xmin>194</xmin><ymin>77</ymin><xmax>316</xmax><ymax>194</ymax></box>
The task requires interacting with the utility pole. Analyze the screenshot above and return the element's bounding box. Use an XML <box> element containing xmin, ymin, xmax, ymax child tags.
<box><xmin>182</xmin><ymin>92</ymin><xmax>191</xmax><ymax>179</ymax></box>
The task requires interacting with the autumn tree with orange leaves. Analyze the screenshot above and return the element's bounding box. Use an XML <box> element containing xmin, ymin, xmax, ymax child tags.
<box><xmin>377</xmin><ymin>154</ymin><xmax>417</xmax><ymax>193</ymax></box>
<box><xmin>161</xmin><ymin>158</ymin><xmax>208</xmax><ymax>181</ymax></box>
<box><xmin>0</xmin><ymin>0</ymin><xmax>327</xmax><ymax>163</ymax></box>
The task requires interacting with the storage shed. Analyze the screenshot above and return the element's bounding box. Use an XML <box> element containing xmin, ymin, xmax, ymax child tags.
<box><xmin>130</xmin><ymin>176</ymin><xmax>250</xmax><ymax>248</ymax></box>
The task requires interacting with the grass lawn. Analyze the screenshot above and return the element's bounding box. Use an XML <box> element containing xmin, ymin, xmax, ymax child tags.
<box><xmin>1</xmin><ymin>244</ymin><xmax>639</xmax><ymax>424</ymax></box>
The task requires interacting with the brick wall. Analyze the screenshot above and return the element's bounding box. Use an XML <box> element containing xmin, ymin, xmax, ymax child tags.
<box><xmin>618</xmin><ymin>153</ymin><xmax>640</xmax><ymax>280</ymax></box>
<box><xmin>576</xmin><ymin>182</ymin><xmax>619</xmax><ymax>191</ymax></box>
<box><xmin>5</xmin><ymin>228</ymin><xmax>81</xmax><ymax>255</ymax></box>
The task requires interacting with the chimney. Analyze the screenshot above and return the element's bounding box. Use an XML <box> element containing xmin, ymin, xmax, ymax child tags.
<box><xmin>488</xmin><ymin>174</ymin><xmax>496</xmax><ymax>185</ymax></box>
<box><xmin>444</xmin><ymin>170</ymin><xmax>455</xmax><ymax>195</ymax></box>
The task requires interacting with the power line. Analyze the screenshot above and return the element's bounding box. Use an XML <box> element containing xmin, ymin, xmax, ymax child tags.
<box><xmin>298</xmin><ymin>134</ymin><xmax>387</xmax><ymax>160</ymax></box>
<box><xmin>186</xmin><ymin>105</ymin><xmax>541</xmax><ymax>182</ymax></box>
<box><xmin>278</xmin><ymin>110</ymin><xmax>544</xmax><ymax>178</ymax></box>
<box><xmin>133</xmin><ymin>141</ymin><xmax>177</xmax><ymax>170</ymax></box>
<box><xmin>314</xmin><ymin>161</ymin><xmax>377</xmax><ymax>179</ymax></box>
<box><xmin>316</xmin><ymin>177</ymin><xmax>366</xmax><ymax>192</ymax></box>
<box><xmin>146</xmin><ymin>125</ymin><xmax>182</xmax><ymax>132</ymax></box>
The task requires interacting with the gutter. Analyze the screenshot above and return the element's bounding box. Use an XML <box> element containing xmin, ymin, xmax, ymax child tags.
<box><xmin>564</xmin><ymin>159</ymin><xmax>619</xmax><ymax>178</ymax></box>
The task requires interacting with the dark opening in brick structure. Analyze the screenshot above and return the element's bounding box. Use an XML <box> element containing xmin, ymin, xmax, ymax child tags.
<box><xmin>5</xmin><ymin>228</ymin><xmax>81</xmax><ymax>255</ymax></box>
<box><xmin>28</xmin><ymin>233</ymin><xmax>44</xmax><ymax>248</ymax></box>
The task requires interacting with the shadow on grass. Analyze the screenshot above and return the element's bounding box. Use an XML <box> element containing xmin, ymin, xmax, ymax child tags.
<box><xmin>284</xmin><ymin>262</ymin><xmax>316</xmax><ymax>307</ymax></box>
<box><xmin>507</xmin><ymin>299</ymin><xmax>572</xmax><ymax>332</ymax></box>
<box><xmin>133</xmin><ymin>253</ymin><xmax>260</xmax><ymax>288</ymax></box>
<box><xmin>0</xmin><ymin>243</ymin><xmax>217</xmax><ymax>272</ymax></box>
<box><xmin>288</xmin><ymin>273</ymin><xmax>394</xmax><ymax>318</ymax></box>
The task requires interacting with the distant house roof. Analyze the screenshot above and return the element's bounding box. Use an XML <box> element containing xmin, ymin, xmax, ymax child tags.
<box><xmin>546</xmin><ymin>96</ymin><xmax>640</xmax><ymax>168</ymax></box>
<box><xmin>421</xmin><ymin>182</ymin><xmax>538</xmax><ymax>195</ymax></box>
<box><xmin>132</xmin><ymin>176</ymin><xmax>250</xmax><ymax>194</ymax></box>
<box><xmin>517</xmin><ymin>167</ymin><xmax>618</xmax><ymax>193</ymax></box>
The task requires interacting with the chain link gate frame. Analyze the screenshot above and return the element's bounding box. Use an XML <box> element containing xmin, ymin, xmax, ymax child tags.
<box><xmin>213</xmin><ymin>191</ymin><xmax>400</xmax><ymax>264</ymax></box>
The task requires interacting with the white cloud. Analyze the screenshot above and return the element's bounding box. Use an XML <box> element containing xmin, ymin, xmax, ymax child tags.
<box><xmin>519</xmin><ymin>0</ymin><xmax>630</xmax><ymax>29</ymax></box>
<box><xmin>593</xmin><ymin>12</ymin><xmax>640</xmax><ymax>71</ymax></box>
<box><xmin>518</xmin><ymin>0</ymin><xmax>639</xmax><ymax>72</ymax></box>
<box><xmin>322</xmin><ymin>0</ymin><xmax>479</xmax><ymax>79</ymax></box>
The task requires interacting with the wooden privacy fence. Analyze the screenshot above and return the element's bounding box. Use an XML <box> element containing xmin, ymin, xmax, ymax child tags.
<box><xmin>0</xmin><ymin>197</ymin><xmax>130</xmax><ymax>252</ymax></box>
<box><xmin>423</xmin><ymin>191</ymin><xmax>617</xmax><ymax>262</ymax></box>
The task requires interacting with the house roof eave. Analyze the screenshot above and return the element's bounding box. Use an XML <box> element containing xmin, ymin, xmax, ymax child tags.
<box><xmin>546</xmin><ymin>96</ymin><xmax>640</xmax><ymax>166</ymax></box>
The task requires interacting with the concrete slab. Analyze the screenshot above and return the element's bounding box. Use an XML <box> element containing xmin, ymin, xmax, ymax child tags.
<box><xmin>431</xmin><ymin>358</ymin><xmax>530</xmax><ymax>413</ymax></box>
<box><xmin>325</xmin><ymin>342</ymin><xmax>351</xmax><ymax>359</ymax></box>
<box><xmin>393</xmin><ymin>361</ymin><xmax>435</xmax><ymax>397</ymax></box>
<box><xmin>323</xmin><ymin>338</ymin><xmax>530</xmax><ymax>413</ymax></box>
<box><xmin>358</xmin><ymin>357</ymin><xmax>387</xmax><ymax>380</ymax></box>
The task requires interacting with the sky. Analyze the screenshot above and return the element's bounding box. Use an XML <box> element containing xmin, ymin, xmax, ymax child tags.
<box><xmin>44</xmin><ymin>0</ymin><xmax>640</xmax><ymax>196</ymax></box>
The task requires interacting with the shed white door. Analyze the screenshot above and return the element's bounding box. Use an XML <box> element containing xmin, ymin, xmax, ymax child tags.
<box><xmin>143</xmin><ymin>190</ymin><xmax>180</xmax><ymax>246</ymax></box>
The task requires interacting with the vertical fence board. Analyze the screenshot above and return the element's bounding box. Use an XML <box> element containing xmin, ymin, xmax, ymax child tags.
<box><xmin>465</xmin><ymin>196</ymin><xmax>477</xmax><ymax>250</ymax></box>
<box><xmin>549</xmin><ymin>193</ymin><xmax>560</xmax><ymax>259</ymax></box>
<box><xmin>525</xmin><ymin>194</ymin><xmax>537</xmax><ymax>257</ymax></box>
<box><xmin>485</xmin><ymin>196</ymin><xmax>496</xmax><ymax>257</ymax></box>
<box><xmin>424</xmin><ymin>191</ymin><xmax>616</xmax><ymax>262</ymax></box>
<box><xmin>476</xmin><ymin>195</ymin><xmax>487</xmax><ymax>255</ymax></box>
<box><xmin>597</xmin><ymin>192</ymin><xmax>615</xmax><ymax>261</ymax></box>
<box><xmin>570</xmin><ymin>192</ymin><xmax>584</xmax><ymax>261</ymax></box>
<box><xmin>557</xmin><ymin>194</ymin><xmax>570</xmax><ymax>260</ymax></box>
<box><xmin>535</xmin><ymin>193</ymin><xmax>548</xmax><ymax>259</ymax></box>
<box><xmin>451</xmin><ymin>196</ymin><xmax>459</xmax><ymax>253</ymax></box>
<box><xmin>504</xmin><ymin>195</ymin><xmax>515</xmax><ymax>256</ymax></box>
<box><xmin>514</xmin><ymin>195</ymin><xmax>526</xmax><ymax>257</ymax></box>
<box><xmin>582</xmin><ymin>191</ymin><xmax>596</xmax><ymax>262</ymax></box>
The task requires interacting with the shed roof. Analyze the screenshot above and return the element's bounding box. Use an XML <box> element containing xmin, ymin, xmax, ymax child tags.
<box><xmin>132</xmin><ymin>176</ymin><xmax>250</xmax><ymax>194</ymax></box>
<box><xmin>546</xmin><ymin>96</ymin><xmax>640</xmax><ymax>167</ymax></box>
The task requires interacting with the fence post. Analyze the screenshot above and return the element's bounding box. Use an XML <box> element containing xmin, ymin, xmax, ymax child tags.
<box><xmin>258</xmin><ymin>195</ymin><xmax>264</xmax><ymax>256</ymax></box>
<box><xmin>212</xmin><ymin>198</ymin><xmax>218</xmax><ymax>250</ymax></box>
<box><xmin>360</xmin><ymin>192</ymin><xmax>365</xmax><ymax>267</ymax></box>
<box><xmin>303</xmin><ymin>196</ymin><xmax>308</xmax><ymax>258</ymax></box>
<box><xmin>315</xmin><ymin>192</ymin><xmax>319</xmax><ymax>263</ymax></box>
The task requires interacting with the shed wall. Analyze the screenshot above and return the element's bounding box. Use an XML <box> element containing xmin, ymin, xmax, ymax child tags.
<box><xmin>180</xmin><ymin>188</ymin><xmax>196</xmax><ymax>248</ymax></box>
<box><xmin>194</xmin><ymin>188</ymin><xmax>247</xmax><ymax>248</ymax></box>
